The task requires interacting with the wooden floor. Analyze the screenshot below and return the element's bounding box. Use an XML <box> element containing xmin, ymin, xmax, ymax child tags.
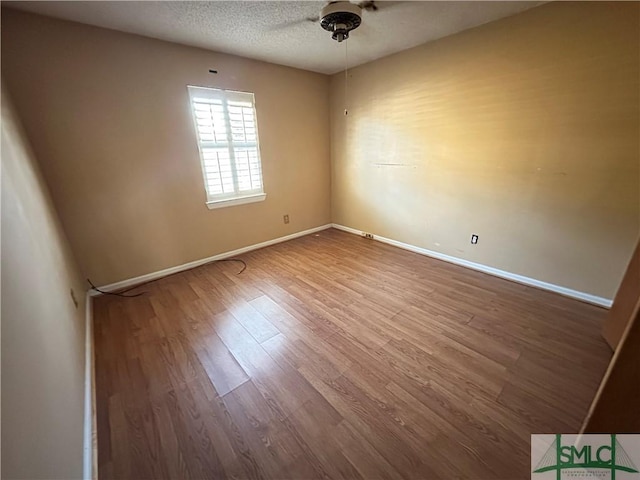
<box><xmin>94</xmin><ymin>228</ymin><xmax>612</xmax><ymax>479</ymax></box>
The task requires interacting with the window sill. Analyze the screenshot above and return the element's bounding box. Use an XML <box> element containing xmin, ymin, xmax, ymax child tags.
<box><xmin>206</xmin><ymin>193</ymin><xmax>266</xmax><ymax>210</ymax></box>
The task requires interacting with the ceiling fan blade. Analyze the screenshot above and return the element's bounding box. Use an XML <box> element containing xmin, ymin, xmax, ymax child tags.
<box><xmin>268</xmin><ymin>16</ymin><xmax>319</xmax><ymax>31</ymax></box>
<box><xmin>357</xmin><ymin>1</ymin><xmax>404</xmax><ymax>12</ymax></box>
<box><xmin>358</xmin><ymin>1</ymin><xmax>377</xmax><ymax>11</ymax></box>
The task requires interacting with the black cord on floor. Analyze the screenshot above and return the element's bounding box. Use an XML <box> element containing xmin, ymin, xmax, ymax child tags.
<box><xmin>87</xmin><ymin>278</ymin><xmax>144</xmax><ymax>298</ymax></box>
<box><xmin>218</xmin><ymin>258</ymin><xmax>247</xmax><ymax>274</ymax></box>
<box><xmin>87</xmin><ymin>258</ymin><xmax>247</xmax><ymax>298</ymax></box>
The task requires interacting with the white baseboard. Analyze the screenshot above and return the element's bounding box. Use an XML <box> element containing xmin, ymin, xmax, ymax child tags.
<box><xmin>83</xmin><ymin>292</ymin><xmax>95</xmax><ymax>480</ymax></box>
<box><xmin>93</xmin><ymin>224</ymin><xmax>333</xmax><ymax>293</ymax></box>
<box><xmin>90</xmin><ymin>221</ymin><xmax>612</xmax><ymax>308</ymax></box>
<box><xmin>331</xmin><ymin>223</ymin><xmax>613</xmax><ymax>309</ymax></box>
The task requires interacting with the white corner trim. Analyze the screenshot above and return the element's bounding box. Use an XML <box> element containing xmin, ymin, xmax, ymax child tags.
<box><xmin>83</xmin><ymin>292</ymin><xmax>95</xmax><ymax>480</ymax></box>
<box><xmin>93</xmin><ymin>224</ymin><xmax>333</xmax><ymax>293</ymax></box>
<box><xmin>206</xmin><ymin>193</ymin><xmax>266</xmax><ymax>210</ymax></box>
<box><xmin>331</xmin><ymin>223</ymin><xmax>613</xmax><ymax>309</ymax></box>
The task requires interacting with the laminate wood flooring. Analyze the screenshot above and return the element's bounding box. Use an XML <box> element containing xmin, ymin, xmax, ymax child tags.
<box><xmin>93</xmin><ymin>228</ymin><xmax>612</xmax><ymax>479</ymax></box>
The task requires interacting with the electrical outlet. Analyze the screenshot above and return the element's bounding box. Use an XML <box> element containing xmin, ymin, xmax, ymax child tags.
<box><xmin>471</xmin><ymin>234</ymin><xmax>479</xmax><ymax>245</ymax></box>
<box><xmin>362</xmin><ymin>232</ymin><xmax>374</xmax><ymax>239</ymax></box>
<box><xmin>283</xmin><ymin>214</ymin><xmax>290</xmax><ymax>224</ymax></box>
<box><xmin>70</xmin><ymin>288</ymin><xmax>79</xmax><ymax>309</ymax></box>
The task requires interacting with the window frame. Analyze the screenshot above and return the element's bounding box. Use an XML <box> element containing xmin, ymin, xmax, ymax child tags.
<box><xmin>187</xmin><ymin>85</ymin><xmax>266</xmax><ymax>209</ymax></box>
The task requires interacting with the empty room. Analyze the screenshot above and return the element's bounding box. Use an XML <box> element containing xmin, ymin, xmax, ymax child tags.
<box><xmin>1</xmin><ymin>1</ymin><xmax>639</xmax><ymax>479</ymax></box>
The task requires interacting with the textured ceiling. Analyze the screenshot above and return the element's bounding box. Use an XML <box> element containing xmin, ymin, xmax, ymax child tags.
<box><xmin>4</xmin><ymin>1</ymin><xmax>543</xmax><ymax>74</ymax></box>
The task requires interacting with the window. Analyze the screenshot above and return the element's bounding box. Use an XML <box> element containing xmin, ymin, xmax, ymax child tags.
<box><xmin>188</xmin><ymin>86</ymin><xmax>265</xmax><ymax>209</ymax></box>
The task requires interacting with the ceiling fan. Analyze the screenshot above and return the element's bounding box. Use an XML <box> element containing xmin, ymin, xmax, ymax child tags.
<box><xmin>277</xmin><ymin>1</ymin><xmax>388</xmax><ymax>42</ymax></box>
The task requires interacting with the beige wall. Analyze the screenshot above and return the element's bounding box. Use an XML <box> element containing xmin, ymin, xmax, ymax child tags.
<box><xmin>330</xmin><ymin>1</ymin><xmax>639</xmax><ymax>299</ymax></box>
<box><xmin>1</xmin><ymin>83</ymin><xmax>86</xmax><ymax>479</ymax></box>
<box><xmin>1</xmin><ymin>9</ymin><xmax>331</xmax><ymax>286</ymax></box>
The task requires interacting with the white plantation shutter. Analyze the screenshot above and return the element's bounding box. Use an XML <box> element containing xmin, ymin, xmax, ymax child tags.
<box><xmin>188</xmin><ymin>86</ymin><xmax>265</xmax><ymax>208</ymax></box>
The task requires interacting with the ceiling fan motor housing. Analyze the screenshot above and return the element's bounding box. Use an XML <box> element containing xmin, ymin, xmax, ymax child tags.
<box><xmin>320</xmin><ymin>2</ymin><xmax>362</xmax><ymax>42</ymax></box>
